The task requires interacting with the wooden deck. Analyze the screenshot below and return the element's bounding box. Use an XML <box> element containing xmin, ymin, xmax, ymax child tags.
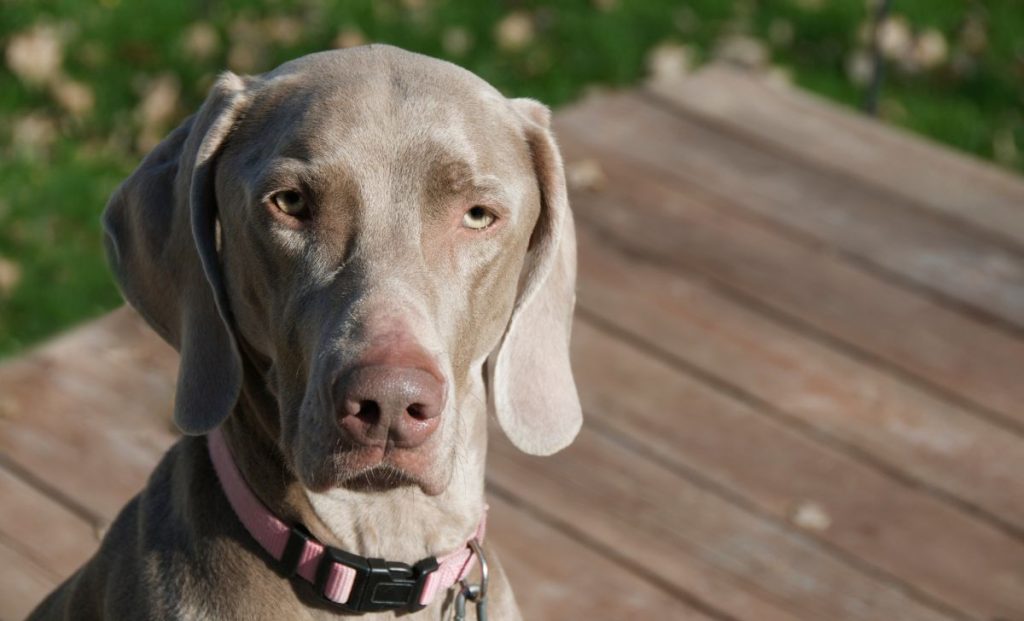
<box><xmin>3</xmin><ymin>65</ymin><xmax>1024</xmax><ymax>620</ymax></box>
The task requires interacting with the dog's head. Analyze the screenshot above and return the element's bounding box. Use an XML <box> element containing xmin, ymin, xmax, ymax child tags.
<box><xmin>102</xmin><ymin>46</ymin><xmax>580</xmax><ymax>496</ymax></box>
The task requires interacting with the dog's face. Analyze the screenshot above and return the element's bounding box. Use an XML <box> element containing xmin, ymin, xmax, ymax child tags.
<box><xmin>102</xmin><ymin>46</ymin><xmax>581</xmax><ymax>498</ymax></box>
<box><xmin>216</xmin><ymin>52</ymin><xmax>541</xmax><ymax>495</ymax></box>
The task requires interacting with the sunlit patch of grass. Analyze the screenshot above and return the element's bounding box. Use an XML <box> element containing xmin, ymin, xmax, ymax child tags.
<box><xmin>0</xmin><ymin>0</ymin><xmax>1020</xmax><ymax>356</ymax></box>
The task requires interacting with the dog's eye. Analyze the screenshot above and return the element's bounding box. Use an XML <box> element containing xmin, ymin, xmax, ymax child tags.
<box><xmin>462</xmin><ymin>206</ymin><xmax>496</xmax><ymax>230</ymax></box>
<box><xmin>270</xmin><ymin>190</ymin><xmax>308</xmax><ymax>218</ymax></box>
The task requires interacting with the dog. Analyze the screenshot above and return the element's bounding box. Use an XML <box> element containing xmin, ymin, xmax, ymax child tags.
<box><xmin>28</xmin><ymin>44</ymin><xmax>581</xmax><ymax>620</ymax></box>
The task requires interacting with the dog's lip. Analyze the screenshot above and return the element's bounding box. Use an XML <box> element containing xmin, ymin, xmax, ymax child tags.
<box><xmin>340</xmin><ymin>463</ymin><xmax>418</xmax><ymax>492</ymax></box>
<box><xmin>327</xmin><ymin>443</ymin><xmax>445</xmax><ymax>495</ymax></box>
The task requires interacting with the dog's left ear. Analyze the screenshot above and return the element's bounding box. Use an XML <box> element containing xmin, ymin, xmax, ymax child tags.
<box><xmin>488</xmin><ymin>98</ymin><xmax>582</xmax><ymax>456</ymax></box>
<box><xmin>102</xmin><ymin>72</ymin><xmax>252</xmax><ymax>435</ymax></box>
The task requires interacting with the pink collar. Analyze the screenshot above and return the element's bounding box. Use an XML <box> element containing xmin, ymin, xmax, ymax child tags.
<box><xmin>207</xmin><ymin>427</ymin><xmax>486</xmax><ymax>614</ymax></box>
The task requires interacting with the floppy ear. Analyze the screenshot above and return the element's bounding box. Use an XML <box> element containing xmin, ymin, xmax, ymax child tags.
<box><xmin>102</xmin><ymin>72</ymin><xmax>252</xmax><ymax>435</ymax></box>
<box><xmin>488</xmin><ymin>98</ymin><xmax>582</xmax><ymax>456</ymax></box>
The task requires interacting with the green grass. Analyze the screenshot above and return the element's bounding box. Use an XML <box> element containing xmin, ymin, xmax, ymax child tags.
<box><xmin>1</xmin><ymin>0</ymin><xmax>1021</xmax><ymax>356</ymax></box>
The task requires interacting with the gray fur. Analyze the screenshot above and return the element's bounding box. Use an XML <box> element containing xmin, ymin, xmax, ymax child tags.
<box><xmin>28</xmin><ymin>45</ymin><xmax>579</xmax><ymax>620</ymax></box>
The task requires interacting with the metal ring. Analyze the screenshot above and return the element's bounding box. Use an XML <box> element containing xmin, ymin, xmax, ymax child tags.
<box><xmin>468</xmin><ymin>538</ymin><xmax>489</xmax><ymax>599</ymax></box>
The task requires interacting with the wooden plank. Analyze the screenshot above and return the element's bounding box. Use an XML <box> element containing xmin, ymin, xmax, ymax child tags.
<box><xmin>487</xmin><ymin>494</ymin><xmax>712</xmax><ymax>620</ymax></box>
<box><xmin>647</xmin><ymin>65</ymin><xmax>1024</xmax><ymax>247</ymax></box>
<box><xmin>572</xmin><ymin>228</ymin><xmax>1024</xmax><ymax>537</ymax></box>
<box><xmin>572</xmin><ymin>320</ymin><xmax>1024</xmax><ymax>620</ymax></box>
<box><xmin>0</xmin><ymin>308</ymin><xmax>179</xmax><ymax>523</ymax></box>
<box><xmin>0</xmin><ymin>309</ymin><xmax>710</xmax><ymax>619</ymax></box>
<box><xmin>0</xmin><ymin>539</ymin><xmax>57</xmax><ymax>621</ymax></box>
<box><xmin>0</xmin><ymin>464</ymin><xmax>98</xmax><ymax>581</ymax></box>
<box><xmin>555</xmin><ymin>133</ymin><xmax>1024</xmax><ymax>434</ymax></box>
<box><xmin>556</xmin><ymin>92</ymin><xmax>1024</xmax><ymax>334</ymax></box>
<box><xmin>0</xmin><ymin>489</ymin><xmax>706</xmax><ymax>621</ymax></box>
<box><xmin>489</xmin><ymin>428</ymin><xmax>957</xmax><ymax>621</ymax></box>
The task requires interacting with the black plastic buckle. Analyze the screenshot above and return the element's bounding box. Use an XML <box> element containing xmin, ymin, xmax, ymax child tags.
<box><xmin>276</xmin><ymin>523</ymin><xmax>439</xmax><ymax>614</ymax></box>
<box><xmin>316</xmin><ymin>547</ymin><xmax>439</xmax><ymax>614</ymax></box>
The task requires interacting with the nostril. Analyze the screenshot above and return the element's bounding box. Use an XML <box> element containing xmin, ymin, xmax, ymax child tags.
<box><xmin>406</xmin><ymin>403</ymin><xmax>427</xmax><ymax>420</ymax></box>
<box><xmin>356</xmin><ymin>400</ymin><xmax>381</xmax><ymax>423</ymax></box>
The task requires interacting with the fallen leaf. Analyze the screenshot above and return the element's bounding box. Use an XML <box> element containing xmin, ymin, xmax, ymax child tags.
<box><xmin>442</xmin><ymin>27</ymin><xmax>472</xmax><ymax>56</ymax></box>
<box><xmin>913</xmin><ymin>28</ymin><xmax>948</xmax><ymax>69</ymax></box>
<box><xmin>136</xmin><ymin>73</ymin><xmax>180</xmax><ymax>128</ymax></box>
<box><xmin>645</xmin><ymin>42</ymin><xmax>694</xmax><ymax>83</ymax></box>
<box><xmin>333</xmin><ymin>27</ymin><xmax>367</xmax><ymax>49</ymax></box>
<box><xmin>566</xmin><ymin>158</ymin><xmax>606</xmax><ymax>192</ymax></box>
<box><xmin>182</xmin><ymin>21</ymin><xmax>220</xmax><ymax>61</ymax></box>
<box><xmin>495</xmin><ymin>11</ymin><xmax>534</xmax><ymax>52</ymax></box>
<box><xmin>0</xmin><ymin>257</ymin><xmax>23</xmax><ymax>297</ymax></box>
<box><xmin>227</xmin><ymin>17</ymin><xmax>268</xmax><ymax>72</ymax></box>
<box><xmin>714</xmin><ymin>34</ymin><xmax>769</xmax><ymax>69</ymax></box>
<box><xmin>262</xmin><ymin>16</ymin><xmax>303</xmax><ymax>46</ymax></box>
<box><xmin>845</xmin><ymin>49</ymin><xmax>874</xmax><ymax>86</ymax></box>
<box><xmin>5</xmin><ymin>24</ymin><xmax>63</xmax><ymax>86</ymax></box>
<box><xmin>876</xmin><ymin>15</ymin><xmax>912</xmax><ymax>61</ymax></box>
<box><xmin>135</xmin><ymin>73</ymin><xmax>181</xmax><ymax>152</ymax></box>
<box><xmin>11</xmin><ymin>114</ymin><xmax>58</xmax><ymax>154</ymax></box>
<box><xmin>51</xmin><ymin>77</ymin><xmax>95</xmax><ymax>118</ymax></box>
<box><xmin>789</xmin><ymin>500</ymin><xmax>831</xmax><ymax>532</ymax></box>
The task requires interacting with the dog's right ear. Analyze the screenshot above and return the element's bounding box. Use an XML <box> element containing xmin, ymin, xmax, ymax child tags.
<box><xmin>102</xmin><ymin>72</ymin><xmax>252</xmax><ymax>435</ymax></box>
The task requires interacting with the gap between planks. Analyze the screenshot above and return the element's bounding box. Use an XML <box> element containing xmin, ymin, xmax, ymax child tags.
<box><xmin>645</xmin><ymin>66</ymin><xmax>1024</xmax><ymax>249</ymax></box>
<box><xmin>570</xmin><ymin>225</ymin><xmax>1024</xmax><ymax>543</ymax></box>
<box><xmin>638</xmin><ymin>86</ymin><xmax>1024</xmax><ymax>346</ymax></box>
<box><xmin>577</xmin><ymin>299</ymin><xmax>1023</xmax><ymax>545</ymax></box>
<box><xmin>554</xmin><ymin>103</ymin><xmax>1024</xmax><ymax>439</ymax></box>
<box><xmin>568</xmin><ymin>316</ymin><xmax>1023</xmax><ymax>619</ymax></box>
<box><xmin>488</xmin><ymin>484</ymin><xmax>738</xmax><ymax>621</ymax></box>
<box><xmin>488</xmin><ymin>426</ymin><xmax>963</xmax><ymax>621</ymax></box>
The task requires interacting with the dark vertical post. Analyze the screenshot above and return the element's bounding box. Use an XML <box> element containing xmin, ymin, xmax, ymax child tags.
<box><xmin>864</xmin><ymin>0</ymin><xmax>892</xmax><ymax>116</ymax></box>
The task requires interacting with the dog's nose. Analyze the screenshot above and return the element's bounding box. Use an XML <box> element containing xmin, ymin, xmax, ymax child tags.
<box><xmin>335</xmin><ymin>366</ymin><xmax>444</xmax><ymax>448</ymax></box>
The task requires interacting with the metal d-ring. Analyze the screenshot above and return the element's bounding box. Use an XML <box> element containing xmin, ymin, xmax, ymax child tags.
<box><xmin>454</xmin><ymin>538</ymin><xmax>489</xmax><ymax>620</ymax></box>
<box><xmin>465</xmin><ymin>538</ymin><xmax>488</xmax><ymax>599</ymax></box>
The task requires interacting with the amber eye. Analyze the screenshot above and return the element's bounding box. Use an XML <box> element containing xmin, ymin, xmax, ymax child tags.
<box><xmin>270</xmin><ymin>190</ymin><xmax>308</xmax><ymax>218</ymax></box>
<box><xmin>462</xmin><ymin>206</ymin><xmax>496</xmax><ymax>230</ymax></box>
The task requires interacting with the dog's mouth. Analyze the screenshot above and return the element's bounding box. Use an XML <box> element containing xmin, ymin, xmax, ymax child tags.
<box><xmin>305</xmin><ymin>441</ymin><xmax>448</xmax><ymax>496</ymax></box>
<box><xmin>341</xmin><ymin>463</ymin><xmax>419</xmax><ymax>493</ymax></box>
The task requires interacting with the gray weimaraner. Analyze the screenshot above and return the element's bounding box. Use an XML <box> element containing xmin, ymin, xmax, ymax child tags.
<box><xmin>28</xmin><ymin>44</ymin><xmax>580</xmax><ymax>620</ymax></box>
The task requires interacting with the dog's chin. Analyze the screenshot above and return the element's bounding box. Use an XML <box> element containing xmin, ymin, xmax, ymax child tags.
<box><xmin>300</xmin><ymin>445</ymin><xmax>449</xmax><ymax>497</ymax></box>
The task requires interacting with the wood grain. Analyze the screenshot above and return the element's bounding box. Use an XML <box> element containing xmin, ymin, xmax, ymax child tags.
<box><xmin>0</xmin><ymin>464</ymin><xmax>97</xmax><ymax>582</ymax></box>
<box><xmin>573</xmin><ymin>227</ymin><xmax>1024</xmax><ymax>537</ymax></box>
<box><xmin>0</xmin><ymin>308</ymin><xmax>179</xmax><ymax>523</ymax></box>
<box><xmin>557</xmin><ymin>91</ymin><xmax>1024</xmax><ymax>335</ymax></box>
<box><xmin>554</xmin><ymin>131</ymin><xmax>1024</xmax><ymax>434</ymax></box>
<box><xmin>647</xmin><ymin>66</ymin><xmax>1024</xmax><ymax>247</ymax></box>
<box><xmin>572</xmin><ymin>320</ymin><xmax>1024</xmax><ymax>620</ymax></box>
<box><xmin>489</xmin><ymin>428</ymin><xmax>956</xmax><ymax>621</ymax></box>
<box><xmin>0</xmin><ymin>539</ymin><xmax>57</xmax><ymax>621</ymax></box>
<box><xmin>489</xmin><ymin>494</ymin><xmax>713</xmax><ymax>620</ymax></box>
<box><xmin>3</xmin><ymin>67</ymin><xmax>1023</xmax><ymax>621</ymax></box>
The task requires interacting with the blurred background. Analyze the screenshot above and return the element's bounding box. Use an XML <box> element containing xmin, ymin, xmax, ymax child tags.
<box><xmin>3</xmin><ymin>3</ymin><xmax>1024</xmax><ymax>619</ymax></box>
<box><xmin>1</xmin><ymin>0</ymin><xmax>1022</xmax><ymax>354</ymax></box>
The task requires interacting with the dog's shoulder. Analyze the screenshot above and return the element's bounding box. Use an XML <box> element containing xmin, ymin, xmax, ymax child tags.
<box><xmin>27</xmin><ymin>438</ymin><xmax>221</xmax><ymax>619</ymax></box>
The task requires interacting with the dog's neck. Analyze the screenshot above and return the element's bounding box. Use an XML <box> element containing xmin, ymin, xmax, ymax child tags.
<box><xmin>218</xmin><ymin>361</ymin><xmax>489</xmax><ymax>563</ymax></box>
